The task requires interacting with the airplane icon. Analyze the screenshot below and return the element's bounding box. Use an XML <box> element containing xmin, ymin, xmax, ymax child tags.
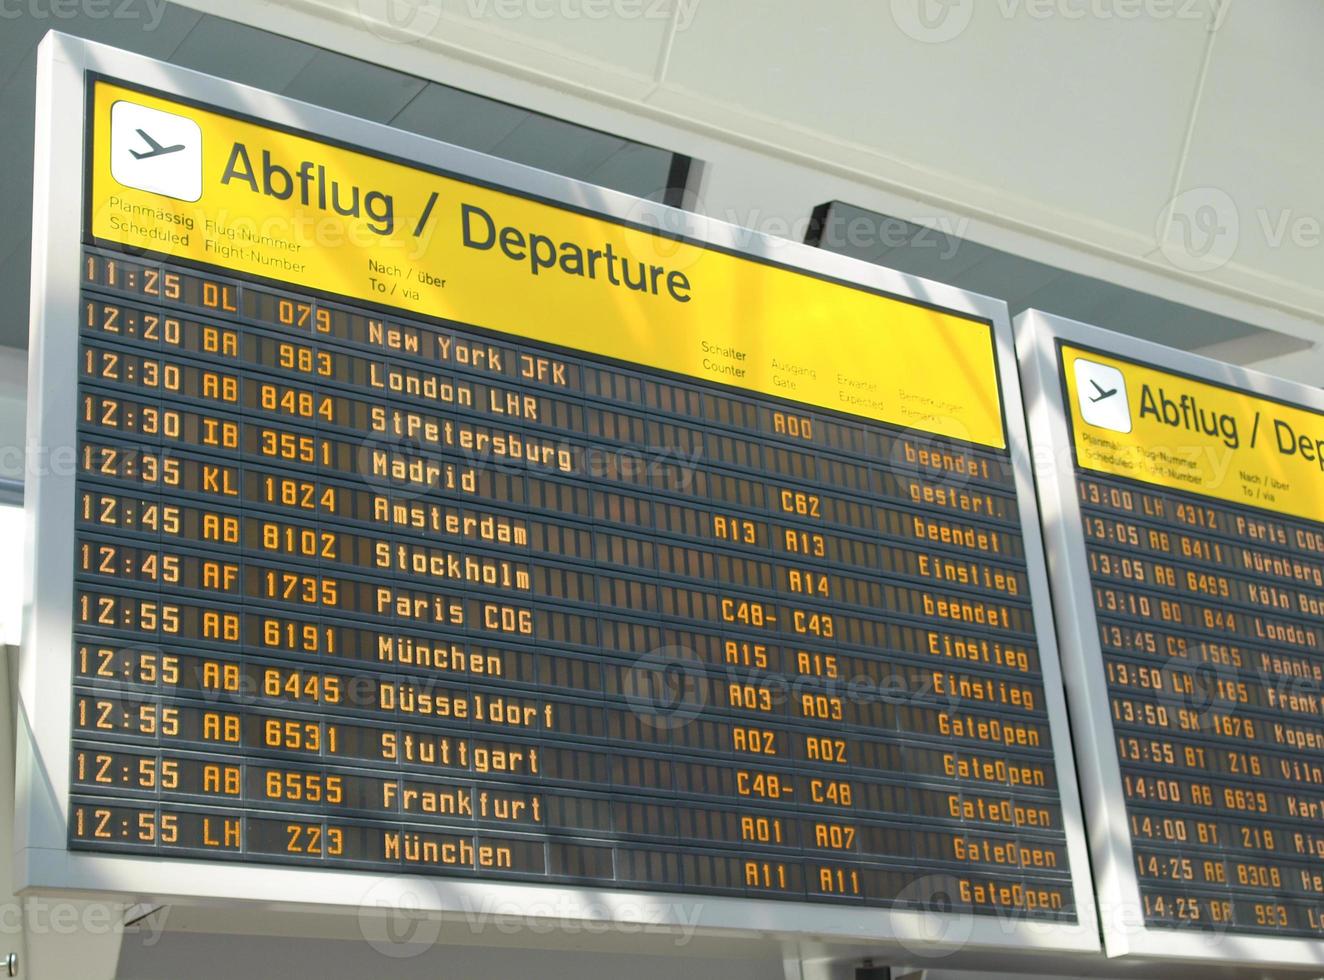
<box><xmin>129</xmin><ymin>128</ymin><xmax>187</xmax><ymax>160</ymax></box>
<box><xmin>111</xmin><ymin>101</ymin><xmax>203</xmax><ymax>201</ymax></box>
<box><xmin>1088</xmin><ymin>379</ymin><xmax>1118</xmax><ymax>403</ymax></box>
<box><xmin>1073</xmin><ymin>357</ymin><xmax>1131</xmax><ymax>433</ymax></box>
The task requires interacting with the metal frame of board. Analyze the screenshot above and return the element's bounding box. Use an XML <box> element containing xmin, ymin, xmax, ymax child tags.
<box><xmin>1017</xmin><ymin>307</ymin><xmax>1324</xmax><ymax>968</ymax></box>
<box><xmin>19</xmin><ymin>31</ymin><xmax>1099</xmax><ymax>957</ymax></box>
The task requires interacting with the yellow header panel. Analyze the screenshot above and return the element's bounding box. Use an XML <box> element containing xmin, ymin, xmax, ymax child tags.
<box><xmin>88</xmin><ymin>81</ymin><xmax>1006</xmax><ymax>448</ymax></box>
<box><xmin>1062</xmin><ymin>344</ymin><xmax>1324</xmax><ymax>523</ymax></box>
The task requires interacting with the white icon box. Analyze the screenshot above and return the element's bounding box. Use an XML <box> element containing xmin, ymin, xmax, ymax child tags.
<box><xmin>109</xmin><ymin>100</ymin><xmax>203</xmax><ymax>202</ymax></box>
<box><xmin>1073</xmin><ymin>358</ymin><xmax>1131</xmax><ymax>433</ymax></box>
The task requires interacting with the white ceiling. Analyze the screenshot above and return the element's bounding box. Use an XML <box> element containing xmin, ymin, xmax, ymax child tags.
<box><xmin>297</xmin><ymin>0</ymin><xmax>1323</xmax><ymax>342</ymax></box>
<box><xmin>0</xmin><ymin>0</ymin><xmax>1319</xmax><ymax>364</ymax></box>
<box><xmin>808</xmin><ymin>202</ymin><xmax>1309</xmax><ymax>358</ymax></box>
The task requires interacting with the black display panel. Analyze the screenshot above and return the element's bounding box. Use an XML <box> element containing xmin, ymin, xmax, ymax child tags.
<box><xmin>1059</xmin><ymin>342</ymin><xmax>1324</xmax><ymax>938</ymax></box>
<box><xmin>67</xmin><ymin>245</ymin><xmax>1076</xmax><ymax>917</ymax></box>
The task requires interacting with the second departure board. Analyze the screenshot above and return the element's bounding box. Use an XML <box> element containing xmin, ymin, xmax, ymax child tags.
<box><xmin>1019</xmin><ymin>309</ymin><xmax>1324</xmax><ymax>967</ymax></box>
<box><xmin>19</xmin><ymin>35</ymin><xmax>1096</xmax><ymax>955</ymax></box>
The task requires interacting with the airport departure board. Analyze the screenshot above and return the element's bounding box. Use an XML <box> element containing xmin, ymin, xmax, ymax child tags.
<box><xmin>1020</xmin><ymin>310</ymin><xmax>1324</xmax><ymax>965</ymax></box>
<box><xmin>20</xmin><ymin>40</ymin><xmax>1096</xmax><ymax>952</ymax></box>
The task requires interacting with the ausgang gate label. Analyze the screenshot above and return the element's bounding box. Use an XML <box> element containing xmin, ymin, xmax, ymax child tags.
<box><xmin>1060</xmin><ymin>343</ymin><xmax>1324</xmax><ymax>937</ymax></box>
<box><xmin>68</xmin><ymin>75</ymin><xmax>1075</xmax><ymax>916</ymax></box>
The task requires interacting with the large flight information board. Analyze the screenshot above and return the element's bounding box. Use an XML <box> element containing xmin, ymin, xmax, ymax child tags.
<box><xmin>20</xmin><ymin>41</ymin><xmax>1094</xmax><ymax>952</ymax></box>
<box><xmin>1020</xmin><ymin>309</ymin><xmax>1324</xmax><ymax>965</ymax></box>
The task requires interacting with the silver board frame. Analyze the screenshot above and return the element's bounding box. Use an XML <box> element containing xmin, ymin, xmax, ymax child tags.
<box><xmin>19</xmin><ymin>30</ymin><xmax>1099</xmax><ymax>958</ymax></box>
<box><xmin>1016</xmin><ymin>307</ymin><xmax>1324</xmax><ymax>967</ymax></box>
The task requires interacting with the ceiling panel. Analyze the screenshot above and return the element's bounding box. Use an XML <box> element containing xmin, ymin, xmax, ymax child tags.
<box><xmin>317</xmin><ymin>0</ymin><xmax>670</xmax><ymax>96</ymax></box>
<box><xmin>0</xmin><ymin>51</ymin><xmax>37</xmax><ymax>351</ymax></box>
<box><xmin>490</xmin><ymin>115</ymin><xmax>630</xmax><ymax>179</ymax></box>
<box><xmin>1020</xmin><ymin>267</ymin><xmax>1132</xmax><ymax>322</ymax></box>
<box><xmin>952</xmin><ymin>252</ymin><xmax>1064</xmax><ymax>308</ymax></box>
<box><xmin>390</xmin><ymin>81</ymin><xmax>674</xmax><ymax>197</ymax></box>
<box><xmin>390</xmin><ymin>82</ymin><xmax>544</xmax><ymax>153</ymax></box>
<box><xmin>878</xmin><ymin>232</ymin><xmax>987</xmax><ymax>282</ymax></box>
<box><xmin>583</xmin><ymin>142</ymin><xmax>675</xmax><ymax>198</ymax></box>
<box><xmin>0</xmin><ymin>19</ymin><xmax>49</xmax><ymax>90</ymax></box>
<box><xmin>169</xmin><ymin>17</ymin><xmax>318</xmax><ymax>91</ymax></box>
<box><xmin>0</xmin><ymin>249</ymin><xmax>29</xmax><ymax>349</ymax></box>
<box><xmin>36</xmin><ymin>4</ymin><xmax>202</xmax><ymax>61</ymax></box>
<box><xmin>662</xmin><ymin>0</ymin><xmax>1213</xmax><ymax>239</ymax></box>
<box><xmin>0</xmin><ymin>49</ymin><xmax>37</xmax><ymax>208</ymax></box>
<box><xmin>1175</xmin><ymin>1</ymin><xmax>1324</xmax><ymax>303</ymax></box>
<box><xmin>0</xmin><ymin>3</ymin><xmax>200</xmax><ymax>84</ymax></box>
<box><xmin>433</xmin><ymin>0</ymin><xmax>674</xmax><ymax>79</ymax></box>
<box><xmin>811</xmin><ymin>201</ymin><xmax>1269</xmax><ymax>355</ymax></box>
<box><xmin>284</xmin><ymin>49</ymin><xmax>428</xmax><ymax>122</ymax></box>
